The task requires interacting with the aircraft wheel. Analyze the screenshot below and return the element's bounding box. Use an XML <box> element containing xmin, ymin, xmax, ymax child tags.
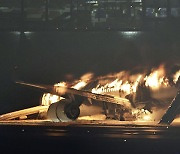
<box><xmin>65</xmin><ymin>103</ymin><xmax>80</xmax><ymax>120</ymax></box>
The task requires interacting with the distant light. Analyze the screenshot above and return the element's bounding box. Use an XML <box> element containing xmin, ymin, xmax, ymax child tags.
<box><xmin>123</xmin><ymin>31</ymin><xmax>138</xmax><ymax>35</ymax></box>
<box><xmin>11</xmin><ymin>31</ymin><xmax>20</xmax><ymax>35</ymax></box>
<box><xmin>24</xmin><ymin>31</ymin><xmax>32</xmax><ymax>34</ymax></box>
<box><xmin>120</xmin><ymin>31</ymin><xmax>141</xmax><ymax>39</ymax></box>
<box><xmin>133</xmin><ymin>0</ymin><xmax>142</xmax><ymax>2</ymax></box>
<box><xmin>87</xmin><ymin>1</ymin><xmax>98</xmax><ymax>4</ymax></box>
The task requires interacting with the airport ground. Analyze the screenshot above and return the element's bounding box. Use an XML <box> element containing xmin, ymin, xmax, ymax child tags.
<box><xmin>0</xmin><ymin>120</ymin><xmax>180</xmax><ymax>154</ymax></box>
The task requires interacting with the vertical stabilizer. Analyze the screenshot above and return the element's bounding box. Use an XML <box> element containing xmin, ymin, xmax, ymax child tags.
<box><xmin>159</xmin><ymin>91</ymin><xmax>180</xmax><ymax>124</ymax></box>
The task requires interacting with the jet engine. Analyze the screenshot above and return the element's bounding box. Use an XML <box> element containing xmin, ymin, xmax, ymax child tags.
<box><xmin>47</xmin><ymin>99</ymin><xmax>80</xmax><ymax>122</ymax></box>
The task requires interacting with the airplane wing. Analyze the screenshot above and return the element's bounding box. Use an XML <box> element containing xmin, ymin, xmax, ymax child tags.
<box><xmin>0</xmin><ymin>106</ymin><xmax>48</xmax><ymax>121</ymax></box>
<box><xmin>16</xmin><ymin>81</ymin><xmax>132</xmax><ymax>109</ymax></box>
<box><xmin>15</xmin><ymin>81</ymin><xmax>133</xmax><ymax>122</ymax></box>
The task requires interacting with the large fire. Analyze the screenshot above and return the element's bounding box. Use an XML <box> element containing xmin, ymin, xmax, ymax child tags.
<box><xmin>41</xmin><ymin>64</ymin><xmax>180</xmax><ymax>122</ymax></box>
<box><xmin>92</xmin><ymin>65</ymin><xmax>171</xmax><ymax>95</ymax></box>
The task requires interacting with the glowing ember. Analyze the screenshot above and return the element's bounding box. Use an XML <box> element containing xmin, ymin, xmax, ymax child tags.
<box><xmin>142</xmin><ymin>115</ymin><xmax>152</xmax><ymax>121</ymax></box>
<box><xmin>173</xmin><ymin>70</ymin><xmax>180</xmax><ymax>84</ymax></box>
<box><xmin>72</xmin><ymin>81</ymin><xmax>87</xmax><ymax>90</ymax></box>
<box><xmin>132</xmin><ymin>109</ymin><xmax>152</xmax><ymax>121</ymax></box>
<box><xmin>54</xmin><ymin>82</ymin><xmax>67</xmax><ymax>87</ymax></box>
<box><xmin>41</xmin><ymin>93</ymin><xmax>62</xmax><ymax>106</ymax></box>
<box><xmin>78</xmin><ymin>114</ymin><xmax>106</xmax><ymax>121</ymax></box>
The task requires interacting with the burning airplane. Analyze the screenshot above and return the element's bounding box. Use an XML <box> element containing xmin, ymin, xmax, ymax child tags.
<box><xmin>13</xmin><ymin>64</ymin><xmax>180</xmax><ymax>122</ymax></box>
<box><xmin>0</xmin><ymin>64</ymin><xmax>179</xmax><ymax>124</ymax></box>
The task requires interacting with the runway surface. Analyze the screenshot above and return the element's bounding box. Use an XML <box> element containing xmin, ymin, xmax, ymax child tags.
<box><xmin>1</xmin><ymin>120</ymin><xmax>180</xmax><ymax>154</ymax></box>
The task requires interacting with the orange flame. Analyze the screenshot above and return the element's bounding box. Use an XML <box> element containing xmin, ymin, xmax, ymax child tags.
<box><xmin>41</xmin><ymin>93</ymin><xmax>63</xmax><ymax>106</ymax></box>
<box><xmin>91</xmin><ymin>65</ymin><xmax>171</xmax><ymax>95</ymax></box>
<box><xmin>92</xmin><ymin>74</ymin><xmax>143</xmax><ymax>95</ymax></box>
<box><xmin>144</xmin><ymin>65</ymin><xmax>169</xmax><ymax>89</ymax></box>
<box><xmin>72</xmin><ymin>73</ymin><xmax>94</xmax><ymax>90</ymax></box>
<box><xmin>132</xmin><ymin>109</ymin><xmax>152</xmax><ymax>121</ymax></box>
<box><xmin>41</xmin><ymin>64</ymin><xmax>179</xmax><ymax>122</ymax></box>
<box><xmin>41</xmin><ymin>73</ymin><xmax>93</xmax><ymax>106</ymax></box>
<box><xmin>173</xmin><ymin>70</ymin><xmax>180</xmax><ymax>84</ymax></box>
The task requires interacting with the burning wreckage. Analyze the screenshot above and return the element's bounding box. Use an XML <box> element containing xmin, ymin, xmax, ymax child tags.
<box><xmin>0</xmin><ymin>64</ymin><xmax>180</xmax><ymax>125</ymax></box>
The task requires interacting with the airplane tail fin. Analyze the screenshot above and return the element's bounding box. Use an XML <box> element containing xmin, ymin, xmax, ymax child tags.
<box><xmin>159</xmin><ymin>91</ymin><xmax>180</xmax><ymax>125</ymax></box>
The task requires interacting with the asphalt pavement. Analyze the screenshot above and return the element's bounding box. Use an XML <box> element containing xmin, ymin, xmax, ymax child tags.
<box><xmin>0</xmin><ymin>120</ymin><xmax>180</xmax><ymax>154</ymax></box>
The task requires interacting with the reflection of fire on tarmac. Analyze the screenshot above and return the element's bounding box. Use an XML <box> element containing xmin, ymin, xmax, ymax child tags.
<box><xmin>0</xmin><ymin>64</ymin><xmax>180</xmax><ymax>124</ymax></box>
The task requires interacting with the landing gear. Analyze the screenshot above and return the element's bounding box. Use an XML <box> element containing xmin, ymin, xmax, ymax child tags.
<box><xmin>103</xmin><ymin>102</ymin><xmax>125</xmax><ymax>121</ymax></box>
<box><xmin>47</xmin><ymin>99</ymin><xmax>80</xmax><ymax>122</ymax></box>
<box><xmin>65</xmin><ymin>103</ymin><xmax>80</xmax><ymax>120</ymax></box>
